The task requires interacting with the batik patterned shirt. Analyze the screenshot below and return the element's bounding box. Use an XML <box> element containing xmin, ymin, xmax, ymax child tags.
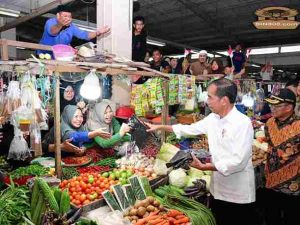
<box><xmin>265</xmin><ymin>114</ymin><xmax>300</xmax><ymax>195</ymax></box>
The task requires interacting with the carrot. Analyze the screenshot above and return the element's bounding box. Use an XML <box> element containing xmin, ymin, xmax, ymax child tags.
<box><xmin>149</xmin><ymin>210</ymin><xmax>160</xmax><ymax>216</ymax></box>
<box><xmin>166</xmin><ymin>217</ymin><xmax>176</xmax><ymax>223</ymax></box>
<box><xmin>173</xmin><ymin>217</ymin><xmax>190</xmax><ymax>224</ymax></box>
<box><xmin>175</xmin><ymin>215</ymin><xmax>185</xmax><ymax>220</ymax></box>
<box><xmin>148</xmin><ymin>218</ymin><xmax>164</xmax><ymax>225</ymax></box>
<box><xmin>136</xmin><ymin>215</ymin><xmax>160</xmax><ymax>225</ymax></box>
<box><xmin>155</xmin><ymin>220</ymin><xmax>170</xmax><ymax>225</ymax></box>
<box><xmin>167</xmin><ymin>210</ymin><xmax>183</xmax><ymax>217</ymax></box>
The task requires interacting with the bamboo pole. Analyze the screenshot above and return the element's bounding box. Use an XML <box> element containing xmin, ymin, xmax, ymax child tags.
<box><xmin>54</xmin><ymin>71</ymin><xmax>62</xmax><ymax>179</ymax></box>
<box><xmin>161</xmin><ymin>79</ymin><xmax>169</xmax><ymax>143</ymax></box>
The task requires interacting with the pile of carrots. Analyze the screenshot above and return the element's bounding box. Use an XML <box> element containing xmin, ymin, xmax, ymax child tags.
<box><xmin>135</xmin><ymin>209</ymin><xmax>190</xmax><ymax>225</ymax></box>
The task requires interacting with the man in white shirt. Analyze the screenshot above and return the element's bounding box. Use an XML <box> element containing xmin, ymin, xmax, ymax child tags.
<box><xmin>146</xmin><ymin>78</ymin><xmax>255</xmax><ymax>225</ymax></box>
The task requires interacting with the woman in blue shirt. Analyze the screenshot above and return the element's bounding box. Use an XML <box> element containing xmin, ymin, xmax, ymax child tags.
<box><xmin>42</xmin><ymin>105</ymin><xmax>110</xmax><ymax>156</ymax></box>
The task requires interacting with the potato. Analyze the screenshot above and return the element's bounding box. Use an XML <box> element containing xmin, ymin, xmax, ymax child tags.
<box><xmin>137</xmin><ymin>207</ymin><xmax>147</xmax><ymax>217</ymax></box>
<box><xmin>130</xmin><ymin>208</ymin><xmax>138</xmax><ymax>216</ymax></box>
<box><xmin>153</xmin><ymin>200</ymin><xmax>160</xmax><ymax>207</ymax></box>
<box><xmin>131</xmin><ymin>216</ymin><xmax>139</xmax><ymax>221</ymax></box>
<box><xmin>147</xmin><ymin>196</ymin><xmax>155</xmax><ymax>204</ymax></box>
<box><xmin>146</xmin><ymin>205</ymin><xmax>155</xmax><ymax>212</ymax></box>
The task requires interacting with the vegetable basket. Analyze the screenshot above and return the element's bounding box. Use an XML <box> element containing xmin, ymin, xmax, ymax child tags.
<box><xmin>176</xmin><ymin>113</ymin><xmax>202</xmax><ymax>124</ymax></box>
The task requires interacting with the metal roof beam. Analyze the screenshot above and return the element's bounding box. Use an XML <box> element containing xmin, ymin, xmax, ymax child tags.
<box><xmin>0</xmin><ymin>0</ymin><xmax>75</xmax><ymax>32</ymax></box>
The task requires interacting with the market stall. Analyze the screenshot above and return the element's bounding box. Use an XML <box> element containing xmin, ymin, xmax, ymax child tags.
<box><xmin>1</xmin><ymin>38</ymin><xmax>285</xmax><ymax>225</ymax></box>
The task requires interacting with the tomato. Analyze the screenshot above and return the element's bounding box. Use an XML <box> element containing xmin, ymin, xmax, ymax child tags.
<box><xmin>72</xmin><ymin>192</ymin><xmax>78</xmax><ymax>198</ymax></box>
<box><xmin>75</xmin><ymin>194</ymin><xmax>81</xmax><ymax>200</ymax></box>
<box><xmin>85</xmin><ymin>188</ymin><xmax>91</xmax><ymax>194</ymax></box>
<box><xmin>71</xmin><ymin>199</ymin><xmax>77</xmax><ymax>204</ymax></box>
<box><xmin>95</xmin><ymin>180</ymin><xmax>101</xmax><ymax>186</ymax></box>
<box><xmin>63</xmin><ymin>180</ymin><xmax>68</xmax><ymax>185</ymax></box>
<box><xmin>83</xmin><ymin>199</ymin><xmax>90</xmax><ymax>205</ymax></box>
<box><xmin>109</xmin><ymin>180</ymin><xmax>115</xmax><ymax>185</ymax></box>
<box><xmin>83</xmin><ymin>176</ymin><xmax>88</xmax><ymax>183</ymax></box>
<box><xmin>79</xmin><ymin>194</ymin><xmax>87</xmax><ymax>202</ymax></box>
<box><xmin>75</xmin><ymin>200</ymin><xmax>81</xmax><ymax>205</ymax></box>
<box><xmin>70</xmin><ymin>187</ymin><xmax>76</xmax><ymax>193</ymax></box>
<box><xmin>70</xmin><ymin>182</ymin><xmax>76</xmax><ymax>187</ymax></box>
<box><xmin>76</xmin><ymin>186</ymin><xmax>82</xmax><ymax>193</ymax></box>
<box><xmin>87</xmin><ymin>194</ymin><xmax>94</xmax><ymax>201</ymax></box>
<box><xmin>87</xmin><ymin>183</ymin><xmax>92</xmax><ymax>188</ymax></box>
<box><xmin>105</xmin><ymin>184</ymin><xmax>110</xmax><ymax>189</ymax></box>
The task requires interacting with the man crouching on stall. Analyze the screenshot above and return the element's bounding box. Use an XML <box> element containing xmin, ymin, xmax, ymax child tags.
<box><xmin>146</xmin><ymin>78</ymin><xmax>255</xmax><ymax>225</ymax></box>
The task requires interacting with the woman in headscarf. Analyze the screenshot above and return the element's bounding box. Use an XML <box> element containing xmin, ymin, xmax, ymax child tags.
<box><xmin>211</xmin><ymin>58</ymin><xmax>225</xmax><ymax>75</ymax></box>
<box><xmin>87</xmin><ymin>102</ymin><xmax>131</xmax><ymax>149</ymax></box>
<box><xmin>42</xmin><ymin>105</ymin><xmax>110</xmax><ymax>156</ymax></box>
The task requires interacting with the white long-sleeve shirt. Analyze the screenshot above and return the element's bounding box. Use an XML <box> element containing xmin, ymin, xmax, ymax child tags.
<box><xmin>173</xmin><ymin>107</ymin><xmax>255</xmax><ymax>204</ymax></box>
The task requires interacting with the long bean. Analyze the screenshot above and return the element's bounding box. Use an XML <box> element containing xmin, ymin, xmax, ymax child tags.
<box><xmin>162</xmin><ymin>194</ymin><xmax>216</xmax><ymax>225</ymax></box>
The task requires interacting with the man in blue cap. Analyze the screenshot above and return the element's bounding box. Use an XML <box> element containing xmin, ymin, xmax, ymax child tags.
<box><xmin>37</xmin><ymin>4</ymin><xmax>110</xmax><ymax>57</ymax></box>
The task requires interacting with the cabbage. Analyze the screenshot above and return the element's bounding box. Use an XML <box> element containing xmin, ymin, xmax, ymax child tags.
<box><xmin>169</xmin><ymin>168</ymin><xmax>187</xmax><ymax>188</ymax></box>
<box><xmin>187</xmin><ymin>167</ymin><xmax>204</xmax><ymax>177</ymax></box>
<box><xmin>203</xmin><ymin>170</ymin><xmax>212</xmax><ymax>176</ymax></box>
<box><xmin>153</xmin><ymin>159</ymin><xmax>168</xmax><ymax>175</ymax></box>
<box><xmin>186</xmin><ymin>168</ymin><xmax>205</xmax><ymax>187</ymax></box>
<box><xmin>157</xmin><ymin>143</ymin><xmax>179</xmax><ymax>162</ymax></box>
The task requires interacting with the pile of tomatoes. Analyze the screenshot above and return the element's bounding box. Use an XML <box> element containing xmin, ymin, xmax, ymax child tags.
<box><xmin>59</xmin><ymin>172</ymin><xmax>119</xmax><ymax>207</ymax></box>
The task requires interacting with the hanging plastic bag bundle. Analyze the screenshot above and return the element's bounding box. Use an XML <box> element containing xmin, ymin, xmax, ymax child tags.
<box><xmin>11</xmin><ymin>105</ymin><xmax>34</xmax><ymax>132</ymax></box>
<box><xmin>30</xmin><ymin>123</ymin><xmax>43</xmax><ymax>157</ymax></box>
<box><xmin>8</xmin><ymin>127</ymin><xmax>31</xmax><ymax>160</ymax></box>
<box><xmin>6</xmin><ymin>81</ymin><xmax>21</xmax><ymax>115</ymax></box>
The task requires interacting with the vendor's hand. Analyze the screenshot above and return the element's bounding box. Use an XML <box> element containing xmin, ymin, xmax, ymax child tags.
<box><xmin>96</xmin><ymin>128</ymin><xmax>111</xmax><ymax>139</ymax></box>
<box><xmin>61</xmin><ymin>139</ymin><xmax>80</xmax><ymax>153</ymax></box>
<box><xmin>77</xmin><ymin>101</ymin><xmax>86</xmax><ymax>110</ymax></box>
<box><xmin>75</xmin><ymin>147</ymin><xmax>86</xmax><ymax>156</ymax></box>
<box><xmin>119</xmin><ymin>123</ymin><xmax>131</xmax><ymax>137</ymax></box>
<box><xmin>0</xmin><ymin>116</ymin><xmax>5</xmax><ymax>125</ymax></box>
<box><xmin>97</xmin><ymin>25</ymin><xmax>111</xmax><ymax>36</ymax></box>
<box><xmin>190</xmin><ymin>154</ymin><xmax>205</xmax><ymax>170</ymax></box>
<box><xmin>145</xmin><ymin>122</ymin><xmax>159</xmax><ymax>132</ymax></box>
<box><xmin>56</xmin><ymin>13</ymin><xmax>71</xmax><ymax>27</ymax></box>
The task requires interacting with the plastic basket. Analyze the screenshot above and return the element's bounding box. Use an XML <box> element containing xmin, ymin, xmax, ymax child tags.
<box><xmin>52</xmin><ymin>44</ymin><xmax>75</xmax><ymax>61</ymax></box>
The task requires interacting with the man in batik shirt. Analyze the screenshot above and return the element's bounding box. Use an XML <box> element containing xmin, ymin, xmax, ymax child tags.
<box><xmin>264</xmin><ymin>88</ymin><xmax>300</xmax><ymax>225</ymax></box>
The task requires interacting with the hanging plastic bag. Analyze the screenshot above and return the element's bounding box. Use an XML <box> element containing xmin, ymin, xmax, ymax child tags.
<box><xmin>30</xmin><ymin>123</ymin><xmax>42</xmax><ymax>157</ymax></box>
<box><xmin>8</xmin><ymin>128</ymin><xmax>31</xmax><ymax>160</ymax></box>
<box><xmin>6</xmin><ymin>81</ymin><xmax>21</xmax><ymax>115</ymax></box>
<box><xmin>11</xmin><ymin>105</ymin><xmax>34</xmax><ymax>132</ymax></box>
<box><xmin>20</xmin><ymin>72</ymin><xmax>34</xmax><ymax>106</ymax></box>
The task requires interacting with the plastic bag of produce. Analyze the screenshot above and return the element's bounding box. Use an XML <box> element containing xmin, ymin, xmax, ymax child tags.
<box><xmin>6</xmin><ymin>81</ymin><xmax>21</xmax><ymax>114</ymax></box>
<box><xmin>153</xmin><ymin>159</ymin><xmax>168</xmax><ymax>175</ymax></box>
<box><xmin>100</xmin><ymin>210</ymin><xmax>131</xmax><ymax>225</ymax></box>
<box><xmin>8</xmin><ymin>128</ymin><xmax>31</xmax><ymax>160</ymax></box>
<box><xmin>157</xmin><ymin>143</ymin><xmax>179</xmax><ymax>162</ymax></box>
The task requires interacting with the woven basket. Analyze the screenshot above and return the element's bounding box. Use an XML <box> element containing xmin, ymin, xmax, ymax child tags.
<box><xmin>176</xmin><ymin>113</ymin><xmax>201</xmax><ymax>124</ymax></box>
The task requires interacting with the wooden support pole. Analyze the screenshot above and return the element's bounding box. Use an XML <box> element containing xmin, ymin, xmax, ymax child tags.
<box><xmin>54</xmin><ymin>71</ymin><xmax>62</xmax><ymax>179</ymax></box>
<box><xmin>161</xmin><ymin>79</ymin><xmax>169</xmax><ymax>143</ymax></box>
<box><xmin>0</xmin><ymin>39</ymin><xmax>9</xmax><ymax>60</ymax></box>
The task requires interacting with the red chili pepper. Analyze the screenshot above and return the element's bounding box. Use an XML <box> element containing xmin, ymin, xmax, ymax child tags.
<box><xmin>77</xmin><ymin>165</ymin><xmax>110</xmax><ymax>174</ymax></box>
